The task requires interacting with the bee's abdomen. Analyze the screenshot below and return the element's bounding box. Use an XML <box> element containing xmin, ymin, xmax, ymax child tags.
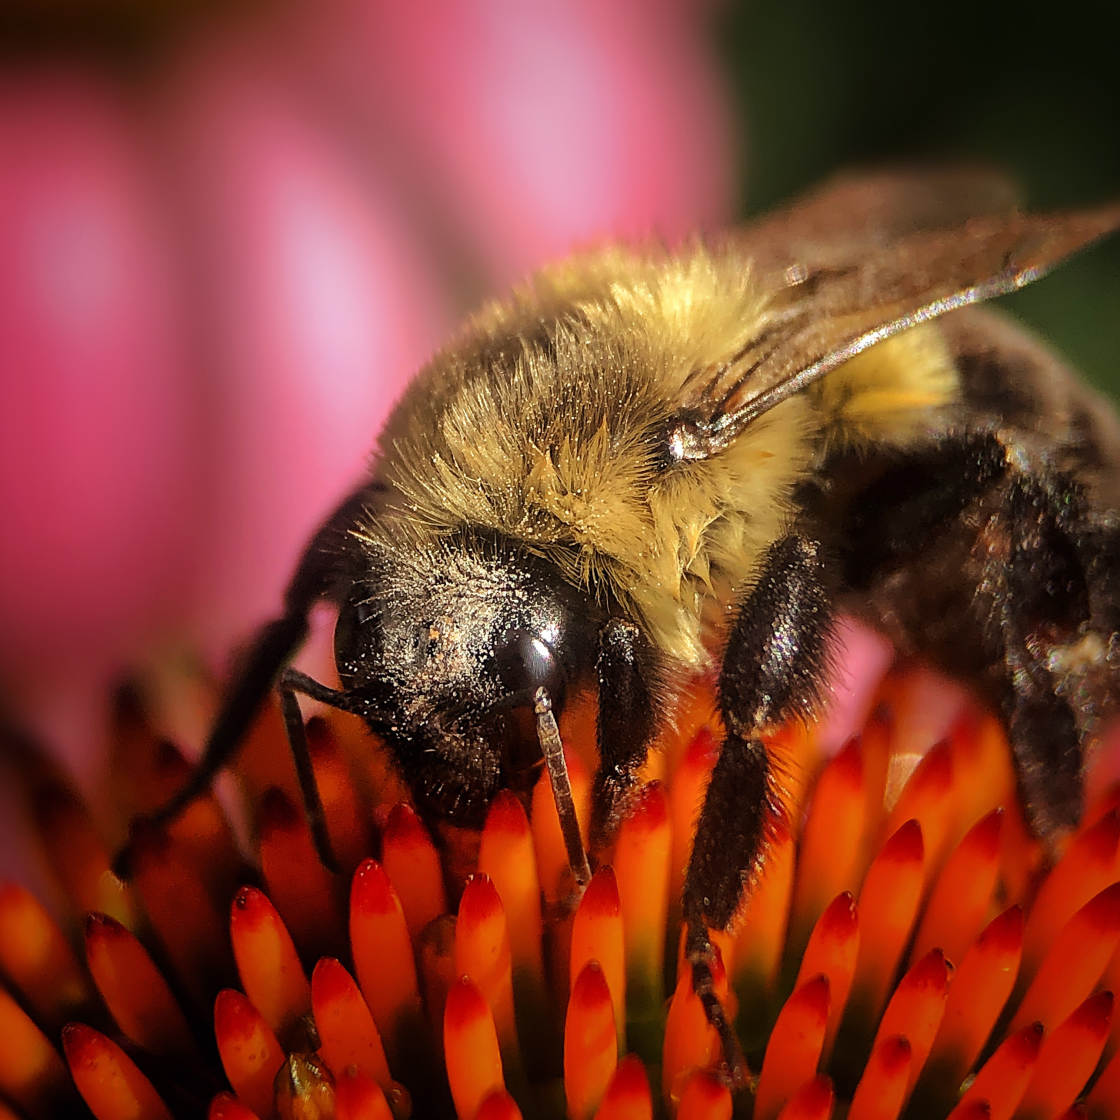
<box><xmin>944</xmin><ymin>307</ymin><xmax>1120</xmax><ymax>509</ymax></box>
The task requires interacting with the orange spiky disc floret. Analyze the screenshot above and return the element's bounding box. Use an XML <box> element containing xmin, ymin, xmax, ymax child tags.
<box><xmin>5</xmin><ymin>665</ymin><xmax>1120</xmax><ymax>1118</ymax></box>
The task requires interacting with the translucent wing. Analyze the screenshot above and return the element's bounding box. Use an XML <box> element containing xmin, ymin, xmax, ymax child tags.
<box><xmin>737</xmin><ymin>167</ymin><xmax>1024</xmax><ymax>261</ymax></box>
<box><xmin>669</xmin><ymin>179</ymin><xmax>1120</xmax><ymax>462</ymax></box>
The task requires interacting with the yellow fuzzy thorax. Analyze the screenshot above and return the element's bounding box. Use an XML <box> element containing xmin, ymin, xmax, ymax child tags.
<box><xmin>368</xmin><ymin>244</ymin><xmax>960</xmax><ymax>667</ymax></box>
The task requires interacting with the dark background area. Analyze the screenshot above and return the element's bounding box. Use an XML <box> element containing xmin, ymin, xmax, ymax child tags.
<box><xmin>717</xmin><ymin>0</ymin><xmax>1120</xmax><ymax>401</ymax></box>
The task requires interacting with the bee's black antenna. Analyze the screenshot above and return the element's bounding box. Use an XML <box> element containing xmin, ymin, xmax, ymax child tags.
<box><xmin>534</xmin><ymin>686</ymin><xmax>592</xmax><ymax>889</ymax></box>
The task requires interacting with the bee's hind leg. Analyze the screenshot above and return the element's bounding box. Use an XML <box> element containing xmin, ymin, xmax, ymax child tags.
<box><xmin>684</xmin><ymin>534</ymin><xmax>836</xmax><ymax>1088</ymax></box>
<box><xmin>843</xmin><ymin>429</ymin><xmax>1116</xmax><ymax>844</ymax></box>
<box><xmin>986</xmin><ymin>461</ymin><xmax>1117</xmax><ymax>839</ymax></box>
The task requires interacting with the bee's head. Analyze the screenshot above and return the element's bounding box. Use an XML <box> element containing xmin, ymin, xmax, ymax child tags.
<box><xmin>334</xmin><ymin>529</ymin><xmax>603</xmax><ymax>826</ymax></box>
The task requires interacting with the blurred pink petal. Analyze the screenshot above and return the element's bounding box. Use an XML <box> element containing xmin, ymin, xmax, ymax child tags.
<box><xmin>302</xmin><ymin>0</ymin><xmax>736</xmax><ymax>283</ymax></box>
<box><xmin>152</xmin><ymin>35</ymin><xmax>450</xmax><ymax>656</ymax></box>
<box><xmin>818</xmin><ymin>620</ymin><xmax>975</xmax><ymax>761</ymax></box>
<box><xmin>0</xmin><ymin>72</ymin><xmax>195</xmax><ymax>685</ymax></box>
<box><xmin>817</xmin><ymin>616</ymin><xmax>895</xmax><ymax>754</ymax></box>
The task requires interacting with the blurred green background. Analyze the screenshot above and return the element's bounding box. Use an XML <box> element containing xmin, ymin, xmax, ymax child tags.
<box><xmin>718</xmin><ymin>0</ymin><xmax>1120</xmax><ymax>402</ymax></box>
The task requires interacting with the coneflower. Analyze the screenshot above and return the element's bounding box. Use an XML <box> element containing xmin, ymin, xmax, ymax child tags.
<box><xmin>2</xmin><ymin>661</ymin><xmax>1119</xmax><ymax>1119</ymax></box>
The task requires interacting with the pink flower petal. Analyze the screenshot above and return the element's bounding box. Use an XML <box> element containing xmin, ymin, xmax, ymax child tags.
<box><xmin>301</xmin><ymin>0</ymin><xmax>736</xmax><ymax>283</ymax></box>
<box><xmin>151</xmin><ymin>35</ymin><xmax>450</xmax><ymax>654</ymax></box>
<box><xmin>817</xmin><ymin>617</ymin><xmax>895</xmax><ymax>755</ymax></box>
<box><xmin>0</xmin><ymin>72</ymin><xmax>195</xmax><ymax>685</ymax></box>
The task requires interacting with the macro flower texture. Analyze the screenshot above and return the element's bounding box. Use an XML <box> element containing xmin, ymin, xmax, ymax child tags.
<box><xmin>7</xmin><ymin>655</ymin><xmax>1120</xmax><ymax>1120</ymax></box>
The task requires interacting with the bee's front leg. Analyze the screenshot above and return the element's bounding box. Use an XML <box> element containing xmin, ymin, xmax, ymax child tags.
<box><xmin>590</xmin><ymin>617</ymin><xmax>659</xmax><ymax>855</ymax></box>
<box><xmin>684</xmin><ymin>534</ymin><xmax>835</xmax><ymax>1086</ymax></box>
<box><xmin>276</xmin><ymin>668</ymin><xmax>371</xmax><ymax>874</ymax></box>
<box><xmin>113</xmin><ymin>483</ymin><xmax>377</xmax><ymax>878</ymax></box>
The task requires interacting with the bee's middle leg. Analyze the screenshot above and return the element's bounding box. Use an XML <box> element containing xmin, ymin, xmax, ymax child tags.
<box><xmin>684</xmin><ymin>534</ymin><xmax>835</xmax><ymax>1084</ymax></box>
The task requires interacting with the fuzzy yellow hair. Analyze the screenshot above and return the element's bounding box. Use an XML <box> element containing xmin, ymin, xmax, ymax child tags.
<box><xmin>364</xmin><ymin>244</ymin><xmax>959</xmax><ymax>666</ymax></box>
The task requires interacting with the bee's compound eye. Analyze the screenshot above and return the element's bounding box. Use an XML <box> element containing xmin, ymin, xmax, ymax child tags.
<box><xmin>496</xmin><ymin>629</ymin><xmax>565</xmax><ymax>707</ymax></box>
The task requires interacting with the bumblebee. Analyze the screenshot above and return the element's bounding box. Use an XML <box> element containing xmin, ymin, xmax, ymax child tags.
<box><xmin>133</xmin><ymin>171</ymin><xmax>1120</xmax><ymax>1076</ymax></box>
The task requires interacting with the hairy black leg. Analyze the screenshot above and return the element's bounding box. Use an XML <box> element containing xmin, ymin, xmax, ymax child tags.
<box><xmin>590</xmin><ymin>617</ymin><xmax>659</xmax><ymax>853</ymax></box>
<box><xmin>684</xmin><ymin>739</ymin><xmax>771</xmax><ymax>1090</ymax></box>
<box><xmin>113</xmin><ymin>484</ymin><xmax>377</xmax><ymax>877</ymax></box>
<box><xmin>684</xmin><ymin>534</ymin><xmax>835</xmax><ymax>1086</ymax></box>
<box><xmin>996</xmin><ymin>471</ymin><xmax>1093</xmax><ymax>834</ymax></box>
<box><xmin>839</xmin><ymin>428</ymin><xmax>1111</xmax><ymax>842</ymax></box>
